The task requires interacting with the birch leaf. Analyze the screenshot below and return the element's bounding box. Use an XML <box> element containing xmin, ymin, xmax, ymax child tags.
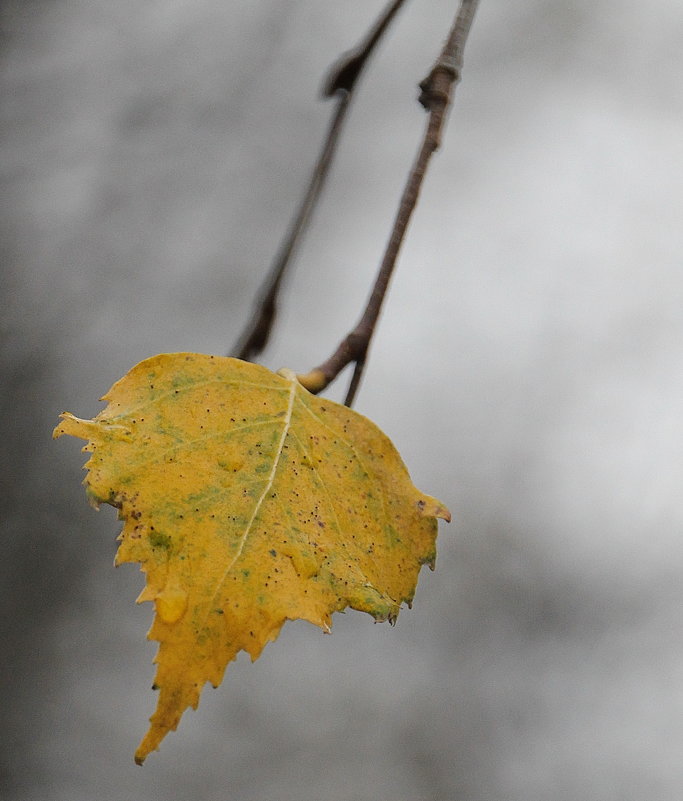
<box><xmin>53</xmin><ymin>353</ymin><xmax>449</xmax><ymax>763</ymax></box>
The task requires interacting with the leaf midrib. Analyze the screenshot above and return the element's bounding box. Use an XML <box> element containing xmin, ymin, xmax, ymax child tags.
<box><xmin>206</xmin><ymin>375</ymin><xmax>298</xmax><ymax>610</ymax></box>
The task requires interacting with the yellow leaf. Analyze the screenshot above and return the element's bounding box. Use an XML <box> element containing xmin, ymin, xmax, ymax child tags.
<box><xmin>54</xmin><ymin>353</ymin><xmax>450</xmax><ymax>763</ymax></box>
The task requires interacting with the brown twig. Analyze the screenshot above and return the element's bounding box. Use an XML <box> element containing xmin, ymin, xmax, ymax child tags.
<box><xmin>230</xmin><ymin>96</ymin><xmax>349</xmax><ymax>360</ymax></box>
<box><xmin>298</xmin><ymin>0</ymin><xmax>480</xmax><ymax>406</ymax></box>
<box><xmin>231</xmin><ymin>0</ymin><xmax>409</xmax><ymax>362</ymax></box>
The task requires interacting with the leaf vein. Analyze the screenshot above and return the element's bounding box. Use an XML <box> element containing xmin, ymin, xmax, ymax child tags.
<box><xmin>127</xmin><ymin>419</ymin><xmax>280</xmax><ymax>470</ymax></box>
<box><xmin>205</xmin><ymin>376</ymin><xmax>298</xmax><ymax>614</ymax></box>
<box><xmin>111</xmin><ymin>377</ymin><xmax>288</xmax><ymax>419</ymax></box>
<box><xmin>295</xmin><ymin>399</ymin><xmax>389</xmax><ymax>551</ymax></box>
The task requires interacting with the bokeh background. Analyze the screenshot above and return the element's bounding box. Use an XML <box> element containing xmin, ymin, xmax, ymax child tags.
<box><xmin>2</xmin><ymin>1</ymin><xmax>682</xmax><ymax>799</ymax></box>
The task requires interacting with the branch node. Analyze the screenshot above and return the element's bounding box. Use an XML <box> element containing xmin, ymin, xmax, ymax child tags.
<box><xmin>418</xmin><ymin>63</ymin><xmax>459</xmax><ymax>111</ymax></box>
<box><xmin>322</xmin><ymin>50</ymin><xmax>364</xmax><ymax>97</ymax></box>
<box><xmin>345</xmin><ymin>330</ymin><xmax>368</xmax><ymax>360</ymax></box>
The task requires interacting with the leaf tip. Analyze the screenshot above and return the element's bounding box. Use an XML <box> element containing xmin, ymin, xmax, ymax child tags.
<box><xmin>416</xmin><ymin>495</ymin><xmax>451</xmax><ymax>523</ymax></box>
<box><xmin>52</xmin><ymin>412</ymin><xmax>75</xmax><ymax>440</ymax></box>
<box><xmin>438</xmin><ymin>504</ymin><xmax>452</xmax><ymax>523</ymax></box>
<box><xmin>53</xmin><ymin>411</ymin><xmax>101</xmax><ymax>443</ymax></box>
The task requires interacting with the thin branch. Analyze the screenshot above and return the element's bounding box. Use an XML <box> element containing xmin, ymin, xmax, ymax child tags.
<box><xmin>231</xmin><ymin>96</ymin><xmax>349</xmax><ymax>360</ymax></box>
<box><xmin>298</xmin><ymin>0</ymin><xmax>480</xmax><ymax>406</ymax></box>
<box><xmin>231</xmin><ymin>0</ymin><xmax>409</xmax><ymax>362</ymax></box>
<box><xmin>322</xmin><ymin>0</ymin><xmax>408</xmax><ymax>97</ymax></box>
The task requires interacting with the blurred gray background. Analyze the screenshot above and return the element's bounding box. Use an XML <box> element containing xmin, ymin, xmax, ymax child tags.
<box><xmin>2</xmin><ymin>1</ymin><xmax>682</xmax><ymax>799</ymax></box>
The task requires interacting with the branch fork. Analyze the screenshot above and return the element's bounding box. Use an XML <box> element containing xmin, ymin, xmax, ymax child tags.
<box><xmin>233</xmin><ymin>0</ymin><xmax>480</xmax><ymax>407</ymax></box>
